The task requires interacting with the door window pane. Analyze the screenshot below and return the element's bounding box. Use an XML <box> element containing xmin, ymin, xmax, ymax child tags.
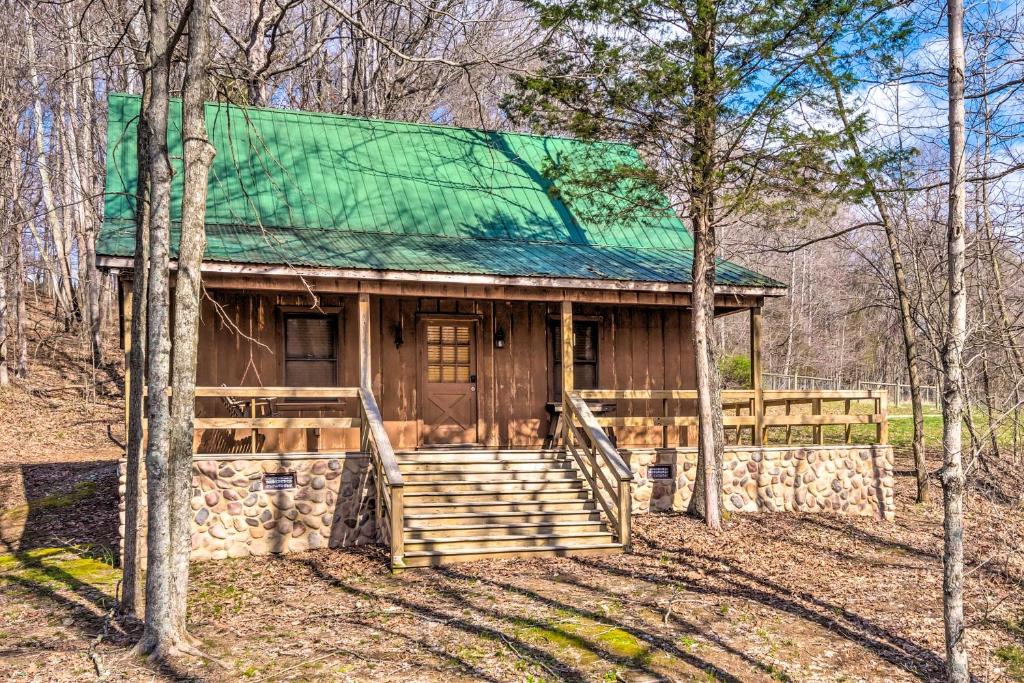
<box><xmin>425</xmin><ymin>323</ymin><xmax>472</xmax><ymax>383</ymax></box>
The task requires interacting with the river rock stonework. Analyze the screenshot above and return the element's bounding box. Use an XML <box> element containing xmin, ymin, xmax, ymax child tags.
<box><xmin>622</xmin><ymin>445</ymin><xmax>895</xmax><ymax>521</ymax></box>
<box><xmin>118</xmin><ymin>454</ymin><xmax>375</xmax><ymax>563</ymax></box>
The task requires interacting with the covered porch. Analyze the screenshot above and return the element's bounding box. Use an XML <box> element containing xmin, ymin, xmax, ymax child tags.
<box><xmin>118</xmin><ymin>271</ymin><xmax>892</xmax><ymax>570</ymax></box>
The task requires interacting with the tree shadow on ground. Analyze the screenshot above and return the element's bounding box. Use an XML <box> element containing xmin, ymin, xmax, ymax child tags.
<box><xmin>438</xmin><ymin>565</ymin><xmax>779</xmax><ymax>681</ymax></box>
<box><xmin>0</xmin><ymin>460</ymin><xmax>120</xmax><ymax>557</ymax></box>
<box><xmin>301</xmin><ymin>553</ymin><xmax>748</xmax><ymax>682</ymax></box>
<box><xmin>574</xmin><ymin>539</ymin><xmax>949</xmax><ymax>681</ymax></box>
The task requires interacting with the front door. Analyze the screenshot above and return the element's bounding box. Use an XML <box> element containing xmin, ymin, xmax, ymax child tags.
<box><xmin>420</xmin><ymin>318</ymin><xmax>478</xmax><ymax>445</ymax></box>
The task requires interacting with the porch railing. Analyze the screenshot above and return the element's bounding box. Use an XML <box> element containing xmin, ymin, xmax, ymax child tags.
<box><xmin>166</xmin><ymin>385</ymin><xmax>404</xmax><ymax>569</ymax></box>
<box><xmin>572</xmin><ymin>388</ymin><xmax>889</xmax><ymax>447</ymax></box>
<box><xmin>358</xmin><ymin>389</ymin><xmax>405</xmax><ymax>570</ymax></box>
<box><xmin>563</xmin><ymin>394</ymin><xmax>633</xmax><ymax>551</ymax></box>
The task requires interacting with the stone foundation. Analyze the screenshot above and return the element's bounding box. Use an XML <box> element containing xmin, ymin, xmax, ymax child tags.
<box><xmin>622</xmin><ymin>445</ymin><xmax>895</xmax><ymax>521</ymax></box>
<box><xmin>118</xmin><ymin>453</ymin><xmax>376</xmax><ymax>563</ymax></box>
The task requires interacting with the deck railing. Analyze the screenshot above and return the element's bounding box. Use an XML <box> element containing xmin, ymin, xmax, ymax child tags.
<box><xmin>159</xmin><ymin>385</ymin><xmax>404</xmax><ymax>569</ymax></box>
<box><xmin>572</xmin><ymin>388</ymin><xmax>889</xmax><ymax>447</ymax></box>
<box><xmin>358</xmin><ymin>389</ymin><xmax>405</xmax><ymax>569</ymax></box>
<box><xmin>562</xmin><ymin>394</ymin><xmax>633</xmax><ymax>551</ymax></box>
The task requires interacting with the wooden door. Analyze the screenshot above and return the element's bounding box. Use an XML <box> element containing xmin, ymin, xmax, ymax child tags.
<box><xmin>420</xmin><ymin>318</ymin><xmax>478</xmax><ymax>445</ymax></box>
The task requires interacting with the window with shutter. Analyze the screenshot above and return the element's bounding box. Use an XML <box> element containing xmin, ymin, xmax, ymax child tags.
<box><xmin>284</xmin><ymin>314</ymin><xmax>338</xmax><ymax>386</ymax></box>
<box><xmin>551</xmin><ymin>320</ymin><xmax>599</xmax><ymax>400</ymax></box>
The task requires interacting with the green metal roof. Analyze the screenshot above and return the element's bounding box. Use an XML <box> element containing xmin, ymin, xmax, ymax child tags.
<box><xmin>99</xmin><ymin>94</ymin><xmax>782</xmax><ymax>289</ymax></box>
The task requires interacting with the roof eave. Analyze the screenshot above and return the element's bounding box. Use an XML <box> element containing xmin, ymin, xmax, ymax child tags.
<box><xmin>96</xmin><ymin>254</ymin><xmax>788</xmax><ymax>298</ymax></box>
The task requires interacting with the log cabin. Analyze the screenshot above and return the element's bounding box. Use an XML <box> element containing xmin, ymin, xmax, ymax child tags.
<box><xmin>99</xmin><ymin>94</ymin><xmax>894</xmax><ymax>569</ymax></box>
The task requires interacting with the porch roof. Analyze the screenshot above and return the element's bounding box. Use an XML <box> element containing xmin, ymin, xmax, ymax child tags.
<box><xmin>98</xmin><ymin>94</ymin><xmax>783</xmax><ymax>291</ymax></box>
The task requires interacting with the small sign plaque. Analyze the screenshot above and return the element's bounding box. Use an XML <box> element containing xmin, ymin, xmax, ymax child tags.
<box><xmin>648</xmin><ymin>464</ymin><xmax>673</xmax><ymax>480</ymax></box>
<box><xmin>263</xmin><ymin>472</ymin><xmax>296</xmax><ymax>490</ymax></box>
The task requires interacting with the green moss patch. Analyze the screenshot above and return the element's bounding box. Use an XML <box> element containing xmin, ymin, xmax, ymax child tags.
<box><xmin>996</xmin><ymin>645</ymin><xmax>1024</xmax><ymax>682</ymax></box>
<box><xmin>1</xmin><ymin>481</ymin><xmax>99</xmax><ymax>523</ymax></box>
<box><xmin>0</xmin><ymin>547</ymin><xmax>120</xmax><ymax>596</ymax></box>
<box><xmin>513</xmin><ymin>614</ymin><xmax>682</xmax><ymax>672</ymax></box>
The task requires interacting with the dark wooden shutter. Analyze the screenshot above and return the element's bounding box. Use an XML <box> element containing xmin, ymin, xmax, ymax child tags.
<box><xmin>284</xmin><ymin>315</ymin><xmax>337</xmax><ymax>386</ymax></box>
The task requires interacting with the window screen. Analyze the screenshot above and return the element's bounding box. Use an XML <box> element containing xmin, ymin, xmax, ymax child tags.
<box><xmin>284</xmin><ymin>315</ymin><xmax>337</xmax><ymax>386</ymax></box>
<box><xmin>552</xmin><ymin>320</ymin><xmax>599</xmax><ymax>399</ymax></box>
<box><xmin>426</xmin><ymin>323</ymin><xmax>472</xmax><ymax>383</ymax></box>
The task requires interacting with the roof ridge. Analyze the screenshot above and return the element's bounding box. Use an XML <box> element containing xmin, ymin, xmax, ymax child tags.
<box><xmin>107</xmin><ymin>92</ymin><xmax>637</xmax><ymax>149</ymax></box>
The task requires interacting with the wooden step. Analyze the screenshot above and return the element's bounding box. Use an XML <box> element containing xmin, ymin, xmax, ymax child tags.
<box><xmin>394</xmin><ymin>449</ymin><xmax>566</xmax><ymax>463</ymax></box>
<box><xmin>398</xmin><ymin>460</ymin><xmax>573</xmax><ymax>474</ymax></box>
<box><xmin>400</xmin><ymin>543</ymin><xmax>623</xmax><ymax>568</ymax></box>
<box><xmin>404</xmin><ymin>521</ymin><xmax>609</xmax><ymax>540</ymax></box>
<box><xmin>403</xmin><ymin>499</ymin><xmax>597</xmax><ymax>515</ymax></box>
<box><xmin>402</xmin><ymin>479</ymin><xmax>585</xmax><ymax>494</ymax></box>
<box><xmin>404</xmin><ymin>510</ymin><xmax>605</xmax><ymax>527</ymax></box>
<box><xmin>403</xmin><ymin>488</ymin><xmax>591</xmax><ymax>504</ymax></box>
<box><xmin>399</xmin><ymin>467</ymin><xmax>578</xmax><ymax>481</ymax></box>
<box><xmin>404</xmin><ymin>531</ymin><xmax>614</xmax><ymax>553</ymax></box>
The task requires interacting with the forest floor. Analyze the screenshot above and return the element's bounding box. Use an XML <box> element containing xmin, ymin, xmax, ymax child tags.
<box><xmin>1</xmin><ymin>308</ymin><xmax>1023</xmax><ymax>681</ymax></box>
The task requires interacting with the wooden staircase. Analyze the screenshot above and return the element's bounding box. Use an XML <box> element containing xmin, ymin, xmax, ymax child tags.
<box><xmin>394</xmin><ymin>448</ymin><xmax>625</xmax><ymax>567</ymax></box>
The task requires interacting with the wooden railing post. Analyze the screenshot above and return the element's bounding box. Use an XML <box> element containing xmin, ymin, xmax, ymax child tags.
<box><xmin>844</xmin><ymin>399</ymin><xmax>852</xmax><ymax>444</ymax></box>
<box><xmin>750</xmin><ymin>305</ymin><xmax>764</xmax><ymax>446</ymax></box>
<box><xmin>812</xmin><ymin>397</ymin><xmax>823</xmax><ymax>444</ymax></box>
<box><xmin>390</xmin><ymin>486</ymin><xmax>405</xmax><ymax>569</ymax></box>
<box><xmin>876</xmin><ymin>391</ymin><xmax>888</xmax><ymax>445</ymax></box>
<box><xmin>618</xmin><ymin>479</ymin><xmax>632</xmax><ymax>552</ymax></box>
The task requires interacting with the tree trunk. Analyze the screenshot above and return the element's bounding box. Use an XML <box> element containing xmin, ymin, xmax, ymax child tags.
<box><xmin>941</xmin><ymin>0</ymin><xmax>970</xmax><ymax>679</ymax></box>
<box><xmin>686</xmin><ymin>0</ymin><xmax>723</xmax><ymax>531</ymax></box>
<box><xmin>25</xmin><ymin>17</ymin><xmax>76</xmax><ymax>326</ymax></box>
<box><xmin>14</xmin><ymin>215</ymin><xmax>27</xmax><ymax>378</ymax></box>
<box><xmin>121</xmin><ymin>80</ymin><xmax>152</xmax><ymax>621</ymax></box>
<box><xmin>0</xmin><ymin>200</ymin><xmax>9</xmax><ymax>387</ymax></box>
<box><xmin>167</xmin><ymin>0</ymin><xmax>216</xmax><ymax>644</ymax></box>
<box><xmin>137</xmin><ymin>0</ymin><xmax>177</xmax><ymax>659</ymax></box>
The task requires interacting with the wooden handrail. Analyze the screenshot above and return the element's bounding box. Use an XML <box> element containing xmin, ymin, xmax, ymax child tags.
<box><xmin>566</xmin><ymin>395</ymin><xmax>633</xmax><ymax>481</ymax></box>
<box><xmin>358</xmin><ymin>388</ymin><xmax>404</xmax><ymax>570</ymax></box>
<box><xmin>145</xmin><ymin>386</ymin><xmax>360</xmax><ymax>398</ymax></box>
<box><xmin>564</xmin><ymin>392</ymin><xmax>632</xmax><ymax>551</ymax></box>
<box><xmin>358</xmin><ymin>389</ymin><xmax>403</xmax><ymax>488</ymax></box>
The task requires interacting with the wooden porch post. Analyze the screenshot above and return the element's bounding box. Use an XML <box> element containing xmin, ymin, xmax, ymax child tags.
<box><xmin>359</xmin><ymin>292</ymin><xmax>371</xmax><ymax>391</ymax></box>
<box><xmin>122</xmin><ymin>281</ymin><xmax>132</xmax><ymax>432</ymax></box>
<box><xmin>560</xmin><ymin>301</ymin><xmax>574</xmax><ymax>448</ymax></box>
<box><xmin>561</xmin><ymin>300</ymin><xmax>574</xmax><ymax>403</ymax></box>
<box><xmin>750</xmin><ymin>305</ymin><xmax>764</xmax><ymax>446</ymax></box>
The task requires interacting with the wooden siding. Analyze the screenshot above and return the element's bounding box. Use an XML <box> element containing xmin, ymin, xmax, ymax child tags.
<box><xmin>191</xmin><ymin>291</ymin><xmax>696</xmax><ymax>452</ymax></box>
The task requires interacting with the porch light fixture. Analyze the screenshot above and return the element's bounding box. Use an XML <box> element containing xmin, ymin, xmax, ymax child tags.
<box><xmin>494</xmin><ymin>327</ymin><xmax>506</xmax><ymax>349</ymax></box>
<box><xmin>392</xmin><ymin>321</ymin><xmax>404</xmax><ymax>349</ymax></box>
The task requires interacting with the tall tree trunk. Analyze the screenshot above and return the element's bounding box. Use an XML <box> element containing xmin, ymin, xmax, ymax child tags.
<box><xmin>167</xmin><ymin>0</ymin><xmax>216</xmax><ymax>645</ymax></box>
<box><xmin>25</xmin><ymin>17</ymin><xmax>76</xmax><ymax>326</ymax></box>
<box><xmin>0</xmin><ymin>200</ymin><xmax>9</xmax><ymax>387</ymax></box>
<box><xmin>14</xmin><ymin>217</ymin><xmax>27</xmax><ymax>377</ymax></box>
<box><xmin>942</xmin><ymin>0</ymin><xmax>970</xmax><ymax>679</ymax></box>
<box><xmin>687</xmin><ymin>0</ymin><xmax>723</xmax><ymax>530</ymax></box>
<box><xmin>823</xmin><ymin>70</ymin><xmax>928</xmax><ymax>502</ymax></box>
<box><xmin>121</xmin><ymin>79</ymin><xmax>152</xmax><ymax>620</ymax></box>
<box><xmin>137</xmin><ymin>0</ymin><xmax>176</xmax><ymax>659</ymax></box>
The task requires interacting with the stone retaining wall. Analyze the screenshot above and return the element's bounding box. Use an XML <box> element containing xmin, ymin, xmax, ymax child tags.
<box><xmin>622</xmin><ymin>445</ymin><xmax>895</xmax><ymax>521</ymax></box>
<box><xmin>118</xmin><ymin>454</ymin><xmax>375</xmax><ymax>563</ymax></box>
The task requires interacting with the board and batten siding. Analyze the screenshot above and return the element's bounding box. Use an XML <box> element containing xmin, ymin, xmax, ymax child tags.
<box><xmin>192</xmin><ymin>290</ymin><xmax>697</xmax><ymax>452</ymax></box>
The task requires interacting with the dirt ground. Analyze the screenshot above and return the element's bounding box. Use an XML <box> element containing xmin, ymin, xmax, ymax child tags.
<box><xmin>1</xmin><ymin>312</ymin><xmax>1023</xmax><ymax>681</ymax></box>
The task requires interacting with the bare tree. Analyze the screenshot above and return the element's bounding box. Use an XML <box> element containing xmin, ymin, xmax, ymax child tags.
<box><xmin>137</xmin><ymin>0</ymin><xmax>177</xmax><ymax>658</ymax></box>
<box><xmin>941</xmin><ymin>0</ymin><xmax>970</xmax><ymax>678</ymax></box>
<box><xmin>167</xmin><ymin>0</ymin><xmax>217</xmax><ymax>649</ymax></box>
